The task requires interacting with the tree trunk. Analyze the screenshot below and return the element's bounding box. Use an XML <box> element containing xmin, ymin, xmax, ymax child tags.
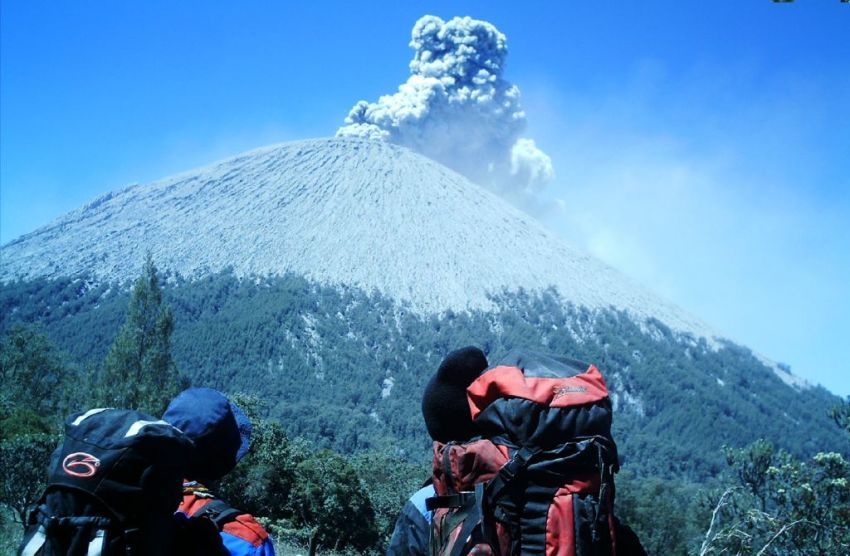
<box><xmin>308</xmin><ymin>530</ymin><xmax>318</xmax><ymax>556</ymax></box>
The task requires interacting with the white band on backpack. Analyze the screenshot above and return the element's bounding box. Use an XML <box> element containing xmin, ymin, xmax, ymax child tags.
<box><xmin>72</xmin><ymin>408</ymin><xmax>111</xmax><ymax>426</ymax></box>
<box><xmin>124</xmin><ymin>419</ymin><xmax>172</xmax><ymax>437</ymax></box>
<box><xmin>20</xmin><ymin>525</ymin><xmax>47</xmax><ymax>556</ymax></box>
<box><xmin>87</xmin><ymin>529</ymin><xmax>106</xmax><ymax>556</ymax></box>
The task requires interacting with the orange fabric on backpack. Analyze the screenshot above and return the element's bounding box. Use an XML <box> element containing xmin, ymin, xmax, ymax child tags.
<box><xmin>223</xmin><ymin>515</ymin><xmax>269</xmax><ymax>547</ymax></box>
<box><xmin>178</xmin><ymin>492</ymin><xmax>269</xmax><ymax>548</ymax></box>
<box><xmin>467</xmin><ymin>364</ymin><xmax>610</xmax><ymax>419</ymax></box>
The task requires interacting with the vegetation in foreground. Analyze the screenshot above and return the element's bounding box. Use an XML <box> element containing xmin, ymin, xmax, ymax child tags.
<box><xmin>1</xmin><ymin>260</ymin><xmax>848</xmax><ymax>554</ymax></box>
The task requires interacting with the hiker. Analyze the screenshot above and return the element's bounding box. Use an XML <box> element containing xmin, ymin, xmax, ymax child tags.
<box><xmin>17</xmin><ymin>407</ymin><xmax>227</xmax><ymax>555</ymax></box>
<box><xmin>163</xmin><ymin>388</ymin><xmax>276</xmax><ymax>556</ymax></box>
<box><xmin>389</xmin><ymin>348</ymin><xmax>647</xmax><ymax>556</ymax></box>
<box><xmin>429</xmin><ymin>349</ymin><xmax>647</xmax><ymax>555</ymax></box>
<box><xmin>387</xmin><ymin>345</ymin><xmax>490</xmax><ymax>555</ymax></box>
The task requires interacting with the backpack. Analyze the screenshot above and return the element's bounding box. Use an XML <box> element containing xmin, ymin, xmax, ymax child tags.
<box><xmin>17</xmin><ymin>407</ymin><xmax>218</xmax><ymax>556</ymax></box>
<box><xmin>426</xmin><ymin>350</ymin><xmax>620</xmax><ymax>556</ymax></box>
<box><xmin>181</xmin><ymin>488</ymin><xmax>274</xmax><ymax>555</ymax></box>
<box><xmin>188</xmin><ymin>498</ymin><xmax>243</xmax><ymax>531</ymax></box>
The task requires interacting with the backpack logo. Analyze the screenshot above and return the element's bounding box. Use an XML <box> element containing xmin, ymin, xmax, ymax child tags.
<box><xmin>62</xmin><ymin>452</ymin><xmax>101</xmax><ymax>478</ymax></box>
<box><xmin>553</xmin><ymin>385</ymin><xmax>587</xmax><ymax>400</ymax></box>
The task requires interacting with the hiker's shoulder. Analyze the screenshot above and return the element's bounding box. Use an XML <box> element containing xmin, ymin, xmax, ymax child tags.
<box><xmin>408</xmin><ymin>484</ymin><xmax>436</xmax><ymax>520</ymax></box>
<box><xmin>222</xmin><ymin>512</ymin><xmax>271</xmax><ymax>546</ymax></box>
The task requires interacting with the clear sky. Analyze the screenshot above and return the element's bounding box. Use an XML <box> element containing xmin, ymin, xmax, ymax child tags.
<box><xmin>1</xmin><ymin>2</ymin><xmax>848</xmax><ymax>395</ymax></box>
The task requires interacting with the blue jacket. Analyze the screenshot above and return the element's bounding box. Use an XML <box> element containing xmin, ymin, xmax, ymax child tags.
<box><xmin>386</xmin><ymin>484</ymin><xmax>434</xmax><ymax>556</ymax></box>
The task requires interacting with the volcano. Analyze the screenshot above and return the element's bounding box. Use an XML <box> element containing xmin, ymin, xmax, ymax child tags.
<box><xmin>2</xmin><ymin>137</ymin><xmax>840</xmax><ymax>474</ymax></box>
<box><xmin>3</xmin><ymin>137</ymin><xmax>713</xmax><ymax>337</ymax></box>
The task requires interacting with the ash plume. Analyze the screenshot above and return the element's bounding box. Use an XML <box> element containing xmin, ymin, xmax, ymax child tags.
<box><xmin>337</xmin><ymin>15</ymin><xmax>553</xmax><ymax>196</ymax></box>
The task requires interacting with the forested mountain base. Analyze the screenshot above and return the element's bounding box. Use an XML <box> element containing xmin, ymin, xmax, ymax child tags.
<box><xmin>2</xmin><ymin>270</ymin><xmax>844</xmax><ymax>480</ymax></box>
<box><xmin>2</xmin><ymin>127</ymin><xmax>846</xmax><ymax>552</ymax></box>
<box><xmin>2</xmin><ymin>270</ymin><xmax>849</xmax><ymax>554</ymax></box>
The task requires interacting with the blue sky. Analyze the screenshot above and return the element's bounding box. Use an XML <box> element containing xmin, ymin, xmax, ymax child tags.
<box><xmin>1</xmin><ymin>2</ymin><xmax>848</xmax><ymax>395</ymax></box>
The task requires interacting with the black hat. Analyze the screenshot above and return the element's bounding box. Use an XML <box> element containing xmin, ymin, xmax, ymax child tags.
<box><xmin>421</xmin><ymin>346</ymin><xmax>489</xmax><ymax>443</ymax></box>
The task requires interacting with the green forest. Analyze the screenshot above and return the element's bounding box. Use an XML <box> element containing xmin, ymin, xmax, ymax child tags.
<box><xmin>2</xmin><ymin>260</ymin><xmax>848</xmax><ymax>554</ymax></box>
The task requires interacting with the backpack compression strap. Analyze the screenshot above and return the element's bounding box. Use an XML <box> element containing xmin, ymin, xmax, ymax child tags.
<box><xmin>485</xmin><ymin>445</ymin><xmax>539</xmax><ymax>524</ymax></box>
<box><xmin>20</xmin><ymin>509</ymin><xmax>113</xmax><ymax>556</ymax></box>
<box><xmin>191</xmin><ymin>498</ymin><xmax>244</xmax><ymax>530</ymax></box>
<box><xmin>426</xmin><ymin>484</ymin><xmax>492</xmax><ymax>556</ymax></box>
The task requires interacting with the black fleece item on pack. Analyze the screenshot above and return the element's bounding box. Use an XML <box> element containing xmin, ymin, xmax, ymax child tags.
<box><xmin>421</xmin><ymin>346</ymin><xmax>488</xmax><ymax>443</ymax></box>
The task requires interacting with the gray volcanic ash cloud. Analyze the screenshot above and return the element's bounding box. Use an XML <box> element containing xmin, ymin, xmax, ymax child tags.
<box><xmin>337</xmin><ymin>15</ymin><xmax>554</xmax><ymax>197</ymax></box>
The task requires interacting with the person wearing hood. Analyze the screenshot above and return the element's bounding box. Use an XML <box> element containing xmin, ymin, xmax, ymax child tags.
<box><xmin>387</xmin><ymin>346</ymin><xmax>489</xmax><ymax>556</ymax></box>
<box><xmin>164</xmin><ymin>388</ymin><xmax>276</xmax><ymax>556</ymax></box>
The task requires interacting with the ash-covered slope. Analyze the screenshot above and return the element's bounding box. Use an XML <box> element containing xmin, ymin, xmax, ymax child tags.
<box><xmin>3</xmin><ymin>137</ymin><xmax>712</xmax><ymax>337</ymax></box>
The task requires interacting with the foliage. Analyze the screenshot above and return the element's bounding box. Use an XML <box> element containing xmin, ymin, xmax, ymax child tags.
<box><xmin>290</xmin><ymin>449</ymin><xmax>379</xmax><ymax>552</ymax></box>
<box><xmin>831</xmin><ymin>397</ymin><xmax>850</xmax><ymax>434</ymax></box>
<box><xmin>2</xmin><ymin>270</ymin><xmax>844</xmax><ymax>480</ymax></box>
<box><xmin>615</xmin><ymin>471</ymin><xmax>707</xmax><ymax>555</ymax></box>
<box><xmin>701</xmin><ymin>442</ymin><xmax>850</xmax><ymax>555</ymax></box>
<box><xmin>350</xmin><ymin>449</ymin><xmax>429</xmax><ymax>547</ymax></box>
<box><xmin>0</xmin><ymin>327</ymin><xmax>72</xmax><ymax>546</ymax></box>
<box><xmin>0</xmin><ymin>324</ymin><xmax>75</xmax><ymax>436</ymax></box>
<box><xmin>219</xmin><ymin>417</ymin><xmax>308</xmax><ymax>522</ymax></box>
<box><xmin>1</xmin><ymin>505</ymin><xmax>22</xmax><ymax>554</ymax></box>
<box><xmin>723</xmin><ymin>439</ymin><xmax>774</xmax><ymax>511</ymax></box>
<box><xmin>2</xmin><ymin>270</ymin><xmax>850</xmax><ymax>553</ymax></box>
<box><xmin>0</xmin><ymin>434</ymin><xmax>59</xmax><ymax>529</ymax></box>
<box><xmin>219</xmin><ymin>405</ymin><xmax>384</xmax><ymax>553</ymax></box>
<box><xmin>95</xmin><ymin>255</ymin><xmax>187</xmax><ymax>415</ymax></box>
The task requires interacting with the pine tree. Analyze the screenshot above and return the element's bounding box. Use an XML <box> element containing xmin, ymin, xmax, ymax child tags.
<box><xmin>97</xmin><ymin>255</ymin><xmax>186</xmax><ymax>415</ymax></box>
<box><xmin>831</xmin><ymin>397</ymin><xmax>850</xmax><ymax>434</ymax></box>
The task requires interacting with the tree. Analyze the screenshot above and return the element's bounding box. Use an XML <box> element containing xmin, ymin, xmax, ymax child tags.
<box><xmin>701</xmin><ymin>441</ymin><xmax>850</xmax><ymax>555</ymax></box>
<box><xmin>96</xmin><ymin>255</ymin><xmax>186</xmax><ymax>415</ymax></box>
<box><xmin>0</xmin><ymin>434</ymin><xmax>59</xmax><ymax>529</ymax></box>
<box><xmin>351</xmin><ymin>449</ymin><xmax>428</xmax><ymax>548</ymax></box>
<box><xmin>291</xmin><ymin>449</ymin><xmax>379</xmax><ymax>554</ymax></box>
<box><xmin>0</xmin><ymin>324</ymin><xmax>73</xmax><ymax>436</ymax></box>
<box><xmin>218</xmin><ymin>415</ymin><xmax>308</xmax><ymax>522</ymax></box>
<box><xmin>723</xmin><ymin>439</ymin><xmax>775</xmax><ymax>511</ymax></box>
<box><xmin>830</xmin><ymin>397</ymin><xmax>850</xmax><ymax>434</ymax></box>
<box><xmin>615</xmin><ymin>471</ymin><xmax>705</xmax><ymax>555</ymax></box>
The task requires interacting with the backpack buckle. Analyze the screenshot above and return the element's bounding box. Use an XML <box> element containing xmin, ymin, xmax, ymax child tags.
<box><xmin>499</xmin><ymin>445</ymin><xmax>537</xmax><ymax>482</ymax></box>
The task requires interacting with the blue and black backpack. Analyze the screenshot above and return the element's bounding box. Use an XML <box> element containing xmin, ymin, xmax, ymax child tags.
<box><xmin>18</xmin><ymin>408</ymin><xmax>225</xmax><ymax>556</ymax></box>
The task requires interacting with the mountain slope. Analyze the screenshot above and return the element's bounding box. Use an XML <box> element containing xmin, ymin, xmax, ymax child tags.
<box><xmin>1</xmin><ymin>271</ymin><xmax>843</xmax><ymax>479</ymax></box>
<box><xmin>3</xmin><ymin>136</ymin><xmax>842</xmax><ymax>477</ymax></box>
<box><xmin>2</xmin><ymin>137</ymin><xmax>714</xmax><ymax>339</ymax></box>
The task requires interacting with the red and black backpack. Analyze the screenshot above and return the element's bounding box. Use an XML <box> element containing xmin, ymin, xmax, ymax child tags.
<box><xmin>426</xmin><ymin>350</ymin><xmax>620</xmax><ymax>556</ymax></box>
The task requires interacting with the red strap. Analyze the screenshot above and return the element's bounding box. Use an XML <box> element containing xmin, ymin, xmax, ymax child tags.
<box><xmin>178</xmin><ymin>493</ymin><xmax>213</xmax><ymax>517</ymax></box>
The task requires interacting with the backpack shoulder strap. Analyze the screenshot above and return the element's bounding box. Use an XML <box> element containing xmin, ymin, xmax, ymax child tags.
<box><xmin>191</xmin><ymin>498</ymin><xmax>243</xmax><ymax>531</ymax></box>
<box><xmin>427</xmin><ymin>484</ymin><xmax>492</xmax><ymax>556</ymax></box>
